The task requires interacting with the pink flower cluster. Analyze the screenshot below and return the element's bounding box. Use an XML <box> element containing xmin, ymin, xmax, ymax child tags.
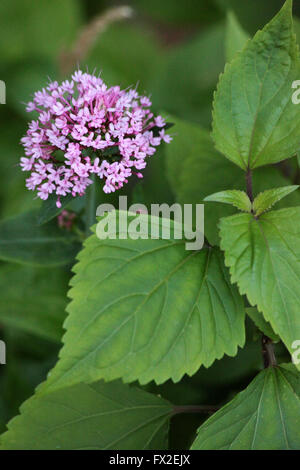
<box><xmin>20</xmin><ymin>70</ymin><xmax>172</xmax><ymax>207</ymax></box>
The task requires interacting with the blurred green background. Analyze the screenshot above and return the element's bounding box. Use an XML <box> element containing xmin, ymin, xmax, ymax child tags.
<box><xmin>0</xmin><ymin>0</ymin><xmax>295</xmax><ymax>448</ymax></box>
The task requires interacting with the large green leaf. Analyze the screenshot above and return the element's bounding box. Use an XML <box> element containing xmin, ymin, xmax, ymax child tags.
<box><xmin>0</xmin><ymin>264</ymin><xmax>68</xmax><ymax>342</ymax></box>
<box><xmin>165</xmin><ymin>115</ymin><xmax>300</xmax><ymax>245</ymax></box>
<box><xmin>213</xmin><ymin>0</ymin><xmax>300</xmax><ymax>170</ymax></box>
<box><xmin>191</xmin><ymin>364</ymin><xmax>300</xmax><ymax>449</ymax></box>
<box><xmin>0</xmin><ymin>210</ymin><xmax>80</xmax><ymax>267</ymax></box>
<box><xmin>38</xmin><ymin>213</ymin><xmax>245</xmax><ymax>394</ymax></box>
<box><xmin>0</xmin><ymin>380</ymin><xmax>172</xmax><ymax>450</ymax></box>
<box><xmin>220</xmin><ymin>207</ymin><xmax>300</xmax><ymax>363</ymax></box>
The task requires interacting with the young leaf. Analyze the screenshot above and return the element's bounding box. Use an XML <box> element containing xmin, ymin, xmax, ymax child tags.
<box><xmin>225</xmin><ymin>11</ymin><xmax>249</xmax><ymax>62</ymax></box>
<box><xmin>39</xmin><ymin>213</ymin><xmax>245</xmax><ymax>394</ymax></box>
<box><xmin>0</xmin><ymin>380</ymin><xmax>172</xmax><ymax>450</ymax></box>
<box><xmin>213</xmin><ymin>0</ymin><xmax>300</xmax><ymax>170</ymax></box>
<box><xmin>220</xmin><ymin>207</ymin><xmax>300</xmax><ymax>365</ymax></box>
<box><xmin>0</xmin><ymin>264</ymin><xmax>68</xmax><ymax>342</ymax></box>
<box><xmin>246</xmin><ymin>308</ymin><xmax>280</xmax><ymax>343</ymax></box>
<box><xmin>0</xmin><ymin>210</ymin><xmax>80</xmax><ymax>267</ymax></box>
<box><xmin>191</xmin><ymin>364</ymin><xmax>300</xmax><ymax>450</ymax></box>
<box><xmin>204</xmin><ymin>190</ymin><xmax>251</xmax><ymax>212</ymax></box>
<box><xmin>253</xmin><ymin>185</ymin><xmax>299</xmax><ymax>216</ymax></box>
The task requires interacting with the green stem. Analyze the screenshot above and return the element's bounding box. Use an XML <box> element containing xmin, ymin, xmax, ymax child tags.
<box><xmin>85</xmin><ymin>174</ymin><xmax>96</xmax><ymax>237</ymax></box>
<box><xmin>261</xmin><ymin>335</ymin><xmax>277</xmax><ymax>368</ymax></box>
<box><xmin>246</xmin><ymin>167</ymin><xmax>253</xmax><ymax>203</ymax></box>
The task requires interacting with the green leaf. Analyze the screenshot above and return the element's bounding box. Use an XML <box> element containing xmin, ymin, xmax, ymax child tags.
<box><xmin>164</xmin><ymin>114</ymin><xmax>300</xmax><ymax>245</ymax></box>
<box><xmin>220</xmin><ymin>207</ymin><xmax>300</xmax><ymax>364</ymax></box>
<box><xmin>225</xmin><ymin>11</ymin><xmax>249</xmax><ymax>62</ymax></box>
<box><xmin>150</xmin><ymin>23</ymin><xmax>225</xmax><ymax>127</ymax></box>
<box><xmin>0</xmin><ymin>0</ymin><xmax>80</xmax><ymax>62</ymax></box>
<box><xmin>213</xmin><ymin>0</ymin><xmax>300</xmax><ymax>170</ymax></box>
<box><xmin>39</xmin><ymin>213</ymin><xmax>245</xmax><ymax>394</ymax></box>
<box><xmin>0</xmin><ymin>380</ymin><xmax>172</xmax><ymax>450</ymax></box>
<box><xmin>0</xmin><ymin>210</ymin><xmax>80</xmax><ymax>267</ymax></box>
<box><xmin>204</xmin><ymin>190</ymin><xmax>251</xmax><ymax>212</ymax></box>
<box><xmin>253</xmin><ymin>186</ymin><xmax>299</xmax><ymax>216</ymax></box>
<box><xmin>0</xmin><ymin>264</ymin><xmax>68</xmax><ymax>342</ymax></box>
<box><xmin>37</xmin><ymin>193</ymin><xmax>79</xmax><ymax>226</ymax></box>
<box><xmin>246</xmin><ymin>308</ymin><xmax>280</xmax><ymax>342</ymax></box>
<box><xmin>191</xmin><ymin>364</ymin><xmax>300</xmax><ymax>450</ymax></box>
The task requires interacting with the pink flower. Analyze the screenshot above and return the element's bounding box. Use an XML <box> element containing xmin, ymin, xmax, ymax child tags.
<box><xmin>20</xmin><ymin>70</ymin><xmax>172</xmax><ymax>207</ymax></box>
<box><xmin>20</xmin><ymin>157</ymin><xmax>35</xmax><ymax>171</ymax></box>
<box><xmin>155</xmin><ymin>116</ymin><xmax>166</xmax><ymax>128</ymax></box>
<box><xmin>159</xmin><ymin>129</ymin><xmax>173</xmax><ymax>143</ymax></box>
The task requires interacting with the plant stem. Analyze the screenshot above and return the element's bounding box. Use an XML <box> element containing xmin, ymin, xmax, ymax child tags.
<box><xmin>73</xmin><ymin>226</ymin><xmax>85</xmax><ymax>242</ymax></box>
<box><xmin>172</xmin><ymin>405</ymin><xmax>219</xmax><ymax>416</ymax></box>
<box><xmin>246</xmin><ymin>167</ymin><xmax>254</xmax><ymax>203</ymax></box>
<box><xmin>261</xmin><ymin>335</ymin><xmax>277</xmax><ymax>368</ymax></box>
<box><xmin>85</xmin><ymin>174</ymin><xmax>96</xmax><ymax>237</ymax></box>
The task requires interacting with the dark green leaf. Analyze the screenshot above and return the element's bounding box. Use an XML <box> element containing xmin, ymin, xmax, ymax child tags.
<box><xmin>0</xmin><ymin>380</ymin><xmax>172</xmax><ymax>450</ymax></box>
<box><xmin>38</xmin><ymin>193</ymin><xmax>79</xmax><ymax>226</ymax></box>
<box><xmin>0</xmin><ymin>264</ymin><xmax>68</xmax><ymax>342</ymax></box>
<box><xmin>191</xmin><ymin>364</ymin><xmax>300</xmax><ymax>449</ymax></box>
<box><xmin>0</xmin><ymin>210</ymin><xmax>80</xmax><ymax>267</ymax></box>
